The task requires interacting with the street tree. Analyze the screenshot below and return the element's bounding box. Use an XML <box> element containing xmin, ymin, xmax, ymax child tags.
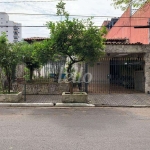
<box><xmin>17</xmin><ymin>40</ymin><xmax>55</xmax><ymax>81</ymax></box>
<box><xmin>16</xmin><ymin>41</ymin><xmax>41</xmax><ymax>81</ymax></box>
<box><xmin>0</xmin><ymin>33</ymin><xmax>19</xmax><ymax>93</ymax></box>
<box><xmin>111</xmin><ymin>0</ymin><xmax>150</xmax><ymax>10</ymax></box>
<box><xmin>46</xmin><ymin>0</ymin><xmax>106</xmax><ymax>93</ymax></box>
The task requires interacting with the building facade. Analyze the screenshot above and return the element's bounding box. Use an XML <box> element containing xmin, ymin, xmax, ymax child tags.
<box><xmin>103</xmin><ymin>2</ymin><xmax>150</xmax><ymax>44</ymax></box>
<box><xmin>0</xmin><ymin>12</ymin><xmax>22</xmax><ymax>43</ymax></box>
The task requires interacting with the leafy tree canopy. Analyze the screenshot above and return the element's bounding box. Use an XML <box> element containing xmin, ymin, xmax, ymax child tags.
<box><xmin>0</xmin><ymin>33</ymin><xmax>20</xmax><ymax>93</ymax></box>
<box><xmin>46</xmin><ymin>0</ymin><xmax>106</xmax><ymax>76</ymax></box>
<box><xmin>111</xmin><ymin>0</ymin><xmax>150</xmax><ymax>10</ymax></box>
<box><xmin>16</xmin><ymin>41</ymin><xmax>49</xmax><ymax>80</ymax></box>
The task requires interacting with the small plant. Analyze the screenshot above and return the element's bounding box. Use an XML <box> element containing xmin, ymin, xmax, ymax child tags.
<box><xmin>23</xmin><ymin>67</ymin><xmax>30</xmax><ymax>81</ymax></box>
<box><xmin>75</xmin><ymin>72</ymin><xmax>81</xmax><ymax>83</ymax></box>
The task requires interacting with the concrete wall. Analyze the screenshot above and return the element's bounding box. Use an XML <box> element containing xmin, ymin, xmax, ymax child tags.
<box><xmin>105</xmin><ymin>44</ymin><xmax>150</xmax><ymax>54</ymax></box>
<box><xmin>144</xmin><ymin>53</ymin><xmax>150</xmax><ymax>93</ymax></box>
<box><xmin>105</xmin><ymin>44</ymin><xmax>150</xmax><ymax>93</ymax></box>
<box><xmin>88</xmin><ymin>61</ymin><xmax>110</xmax><ymax>84</ymax></box>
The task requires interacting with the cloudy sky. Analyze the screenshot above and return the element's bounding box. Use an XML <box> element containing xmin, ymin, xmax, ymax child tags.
<box><xmin>0</xmin><ymin>0</ymin><xmax>123</xmax><ymax>38</ymax></box>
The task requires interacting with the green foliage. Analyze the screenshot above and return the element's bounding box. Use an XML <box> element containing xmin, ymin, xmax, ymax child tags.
<box><xmin>23</xmin><ymin>67</ymin><xmax>30</xmax><ymax>81</ymax></box>
<box><xmin>46</xmin><ymin>0</ymin><xmax>106</xmax><ymax>78</ymax></box>
<box><xmin>56</xmin><ymin>0</ymin><xmax>69</xmax><ymax>17</ymax></box>
<box><xmin>0</xmin><ymin>33</ymin><xmax>20</xmax><ymax>93</ymax></box>
<box><xmin>75</xmin><ymin>72</ymin><xmax>81</xmax><ymax>82</ymax></box>
<box><xmin>16</xmin><ymin>40</ymin><xmax>54</xmax><ymax>80</ymax></box>
<box><xmin>111</xmin><ymin>0</ymin><xmax>150</xmax><ymax>10</ymax></box>
<box><xmin>15</xmin><ymin>41</ymin><xmax>41</xmax><ymax>80</ymax></box>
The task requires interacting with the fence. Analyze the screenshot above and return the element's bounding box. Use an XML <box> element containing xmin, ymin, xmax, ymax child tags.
<box><xmin>12</xmin><ymin>56</ymin><xmax>145</xmax><ymax>102</ymax></box>
<box><xmin>87</xmin><ymin>57</ymin><xmax>145</xmax><ymax>94</ymax></box>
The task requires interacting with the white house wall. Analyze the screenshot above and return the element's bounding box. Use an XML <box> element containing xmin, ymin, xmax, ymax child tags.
<box><xmin>88</xmin><ymin>61</ymin><xmax>110</xmax><ymax>84</ymax></box>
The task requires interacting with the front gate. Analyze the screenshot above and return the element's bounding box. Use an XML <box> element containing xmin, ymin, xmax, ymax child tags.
<box><xmin>87</xmin><ymin>57</ymin><xmax>145</xmax><ymax>94</ymax></box>
<box><xmin>13</xmin><ymin>56</ymin><xmax>145</xmax><ymax>102</ymax></box>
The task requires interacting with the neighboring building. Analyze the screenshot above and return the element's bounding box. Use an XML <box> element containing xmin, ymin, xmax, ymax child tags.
<box><xmin>23</xmin><ymin>37</ymin><xmax>48</xmax><ymax>43</ymax></box>
<box><xmin>0</xmin><ymin>12</ymin><xmax>22</xmax><ymax>43</ymax></box>
<box><xmin>87</xmin><ymin>3</ymin><xmax>150</xmax><ymax>94</ymax></box>
<box><xmin>102</xmin><ymin>2</ymin><xmax>150</xmax><ymax>44</ymax></box>
<box><xmin>101</xmin><ymin>18</ymin><xmax>119</xmax><ymax>32</ymax></box>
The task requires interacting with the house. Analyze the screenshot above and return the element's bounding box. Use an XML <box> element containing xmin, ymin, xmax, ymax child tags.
<box><xmin>23</xmin><ymin>37</ymin><xmax>66</xmax><ymax>80</ymax></box>
<box><xmin>105</xmin><ymin>2</ymin><xmax>150</xmax><ymax>44</ymax></box>
<box><xmin>87</xmin><ymin>3</ymin><xmax>150</xmax><ymax>94</ymax></box>
<box><xmin>24</xmin><ymin>37</ymin><xmax>48</xmax><ymax>43</ymax></box>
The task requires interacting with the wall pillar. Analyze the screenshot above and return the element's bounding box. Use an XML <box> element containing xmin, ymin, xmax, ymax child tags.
<box><xmin>144</xmin><ymin>53</ymin><xmax>150</xmax><ymax>93</ymax></box>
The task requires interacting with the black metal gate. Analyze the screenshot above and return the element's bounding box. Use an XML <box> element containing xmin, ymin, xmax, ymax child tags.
<box><xmin>87</xmin><ymin>57</ymin><xmax>145</xmax><ymax>94</ymax></box>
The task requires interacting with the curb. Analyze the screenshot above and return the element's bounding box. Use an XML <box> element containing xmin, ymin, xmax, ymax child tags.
<box><xmin>0</xmin><ymin>103</ymin><xmax>54</xmax><ymax>107</ymax></box>
<box><xmin>55</xmin><ymin>103</ymin><xmax>95</xmax><ymax>107</ymax></box>
<box><xmin>94</xmin><ymin>104</ymin><xmax>150</xmax><ymax>108</ymax></box>
<box><xmin>0</xmin><ymin>103</ymin><xmax>149</xmax><ymax>108</ymax></box>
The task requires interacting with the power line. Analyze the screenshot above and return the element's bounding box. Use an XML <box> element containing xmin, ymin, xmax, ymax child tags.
<box><xmin>2</xmin><ymin>13</ymin><xmax>150</xmax><ymax>18</ymax></box>
<box><xmin>0</xmin><ymin>12</ymin><xmax>120</xmax><ymax>17</ymax></box>
<box><xmin>0</xmin><ymin>0</ymin><xmax>76</xmax><ymax>3</ymax></box>
<box><xmin>0</xmin><ymin>25</ymin><xmax>145</xmax><ymax>27</ymax></box>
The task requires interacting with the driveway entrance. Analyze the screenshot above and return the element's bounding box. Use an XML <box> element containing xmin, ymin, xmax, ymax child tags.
<box><xmin>88</xmin><ymin>56</ymin><xmax>145</xmax><ymax>94</ymax></box>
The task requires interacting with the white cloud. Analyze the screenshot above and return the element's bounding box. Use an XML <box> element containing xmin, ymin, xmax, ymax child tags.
<box><xmin>0</xmin><ymin>0</ymin><xmax>123</xmax><ymax>38</ymax></box>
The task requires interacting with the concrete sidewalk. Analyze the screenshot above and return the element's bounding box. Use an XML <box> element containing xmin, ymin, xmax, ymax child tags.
<box><xmin>12</xmin><ymin>93</ymin><xmax>150</xmax><ymax>107</ymax></box>
<box><xmin>88</xmin><ymin>94</ymin><xmax>150</xmax><ymax>106</ymax></box>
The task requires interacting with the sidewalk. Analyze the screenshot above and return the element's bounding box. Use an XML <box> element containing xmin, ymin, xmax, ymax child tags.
<box><xmin>88</xmin><ymin>94</ymin><xmax>150</xmax><ymax>107</ymax></box>
<box><xmin>17</xmin><ymin>93</ymin><xmax>150</xmax><ymax>107</ymax></box>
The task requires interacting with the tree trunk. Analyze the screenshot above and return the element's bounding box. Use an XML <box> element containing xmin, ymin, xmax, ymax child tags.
<box><xmin>7</xmin><ymin>76</ymin><xmax>11</xmax><ymax>94</ymax></box>
<box><xmin>69</xmin><ymin>81</ymin><xmax>73</xmax><ymax>94</ymax></box>
<box><xmin>67</xmin><ymin>63</ymin><xmax>73</xmax><ymax>94</ymax></box>
<box><xmin>29</xmin><ymin>67</ymin><xmax>33</xmax><ymax>81</ymax></box>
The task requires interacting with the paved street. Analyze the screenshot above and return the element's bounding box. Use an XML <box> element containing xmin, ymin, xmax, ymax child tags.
<box><xmin>0</xmin><ymin>107</ymin><xmax>150</xmax><ymax>150</ymax></box>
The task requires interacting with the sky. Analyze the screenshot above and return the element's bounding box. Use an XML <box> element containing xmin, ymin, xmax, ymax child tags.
<box><xmin>0</xmin><ymin>0</ymin><xmax>123</xmax><ymax>38</ymax></box>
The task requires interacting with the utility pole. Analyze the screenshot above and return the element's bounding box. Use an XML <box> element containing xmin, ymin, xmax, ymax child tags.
<box><xmin>129</xmin><ymin>0</ymin><xmax>132</xmax><ymax>40</ymax></box>
<box><xmin>148</xmin><ymin>18</ymin><xmax>150</xmax><ymax>44</ymax></box>
<box><xmin>130</xmin><ymin>0</ymin><xmax>132</xmax><ymax>17</ymax></box>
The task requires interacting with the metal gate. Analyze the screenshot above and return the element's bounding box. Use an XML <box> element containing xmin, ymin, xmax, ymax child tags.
<box><xmin>87</xmin><ymin>57</ymin><xmax>145</xmax><ymax>94</ymax></box>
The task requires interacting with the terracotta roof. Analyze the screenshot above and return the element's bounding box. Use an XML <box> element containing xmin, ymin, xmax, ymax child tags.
<box><xmin>105</xmin><ymin>38</ymin><xmax>142</xmax><ymax>45</ymax></box>
<box><xmin>105</xmin><ymin>42</ymin><xmax>143</xmax><ymax>45</ymax></box>
<box><xmin>24</xmin><ymin>37</ymin><xmax>49</xmax><ymax>41</ymax></box>
<box><xmin>106</xmin><ymin>38</ymin><xmax>128</xmax><ymax>41</ymax></box>
<box><xmin>105</xmin><ymin>2</ymin><xmax>150</xmax><ymax>44</ymax></box>
<box><xmin>105</xmin><ymin>38</ymin><xmax>129</xmax><ymax>44</ymax></box>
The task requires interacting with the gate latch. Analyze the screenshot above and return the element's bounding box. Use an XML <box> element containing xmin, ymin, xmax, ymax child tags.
<box><xmin>107</xmin><ymin>74</ymin><xmax>111</xmax><ymax>79</ymax></box>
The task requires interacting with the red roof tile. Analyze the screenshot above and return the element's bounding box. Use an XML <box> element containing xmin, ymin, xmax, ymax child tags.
<box><xmin>106</xmin><ymin>2</ymin><xmax>150</xmax><ymax>44</ymax></box>
<box><xmin>24</xmin><ymin>37</ymin><xmax>49</xmax><ymax>41</ymax></box>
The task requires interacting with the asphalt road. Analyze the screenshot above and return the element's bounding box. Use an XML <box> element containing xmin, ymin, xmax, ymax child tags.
<box><xmin>0</xmin><ymin>107</ymin><xmax>150</xmax><ymax>150</ymax></box>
